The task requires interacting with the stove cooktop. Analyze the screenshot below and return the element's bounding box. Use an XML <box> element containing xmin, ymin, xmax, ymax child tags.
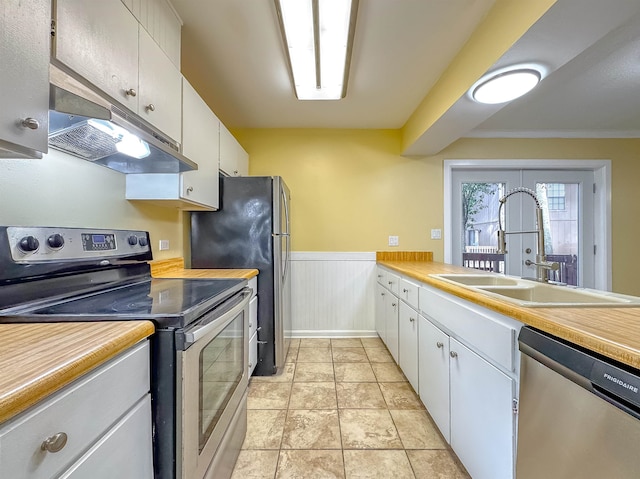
<box><xmin>0</xmin><ymin>277</ymin><xmax>247</xmax><ymax>329</ymax></box>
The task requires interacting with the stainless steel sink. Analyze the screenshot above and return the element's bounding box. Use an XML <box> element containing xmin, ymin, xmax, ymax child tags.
<box><xmin>429</xmin><ymin>273</ymin><xmax>640</xmax><ymax>307</ymax></box>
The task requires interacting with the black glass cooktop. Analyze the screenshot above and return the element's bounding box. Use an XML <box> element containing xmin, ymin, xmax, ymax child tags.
<box><xmin>1</xmin><ymin>277</ymin><xmax>246</xmax><ymax>328</ymax></box>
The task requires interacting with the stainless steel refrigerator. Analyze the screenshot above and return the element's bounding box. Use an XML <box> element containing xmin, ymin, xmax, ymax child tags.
<box><xmin>190</xmin><ymin>176</ymin><xmax>291</xmax><ymax>376</ymax></box>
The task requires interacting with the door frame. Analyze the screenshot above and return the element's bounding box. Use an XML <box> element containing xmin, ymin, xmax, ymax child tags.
<box><xmin>444</xmin><ymin>159</ymin><xmax>612</xmax><ymax>291</ymax></box>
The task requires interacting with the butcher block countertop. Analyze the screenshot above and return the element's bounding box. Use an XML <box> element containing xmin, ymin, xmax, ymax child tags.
<box><xmin>378</xmin><ymin>254</ymin><xmax>640</xmax><ymax>369</ymax></box>
<box><xmin>0</xmin><ymin>321</ymin><xmax>154</xmax><ymax>424</ymax></box>
<box><xmin>150</xmin><ymin>258</ymin><xmax>258</xmax><ymax>279</ymax></box>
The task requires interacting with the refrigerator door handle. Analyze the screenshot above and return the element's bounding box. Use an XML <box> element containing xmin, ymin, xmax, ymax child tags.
<box><xmin>272</xmin><ymin>233</ymin><xmax>290</xmax><ymax>237</ymax></box>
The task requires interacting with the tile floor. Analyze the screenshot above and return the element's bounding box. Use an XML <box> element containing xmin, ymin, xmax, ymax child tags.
<box><xmin>231</xmin><ymin>337</ymin><xmax>470</xmax><ymax>478</ymax></box>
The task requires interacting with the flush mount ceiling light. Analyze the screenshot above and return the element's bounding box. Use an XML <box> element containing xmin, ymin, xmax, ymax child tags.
<box><xmin>471</xmin><ymin>66</ymin><xmax>543</xmax><ymax>105</ymax></box>
<box><xmin>274</xmin><ymin>0</ymin><xmax>359</xmax><ymax>100</ymax></box>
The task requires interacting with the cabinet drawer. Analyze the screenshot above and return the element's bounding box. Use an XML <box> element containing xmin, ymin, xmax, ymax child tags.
<box><xmin>249</xmin><ymin>332</ymin><xmax>258</xmax><ymax>376</ymax></box>
<box><xmin>386</xmin><ymin>272</ymin><xmax>400</xmax><ymax>296</ymax></box>
<box><xmin>59</xmin><ymin>395</ymin><xmax>153</xmax><ymax>479</ymax></box>
<box><xmin>399</xmin><ymin>278</ymin><xmax>420</xmax><ymax>310</ymax></box>
<box><xmin>0</xmin><ymin>341</ymin><xmax>150</xmax><ymax>479</ymax></box>
<box><xmin>419</xmin><ymin>286</ymin><xmax>517</xmax><ymax>372</ymax></box>
<box><xmin>376</xmin><ymin>268</ymin><xmax>386</xmax><ymax>286</ymax></box>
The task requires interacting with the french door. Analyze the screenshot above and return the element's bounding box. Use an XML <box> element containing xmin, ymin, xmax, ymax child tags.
<box><xmin>451</xmin><ymin>169</ymin><xmax>594</xmax><ymax>287</ymax></box>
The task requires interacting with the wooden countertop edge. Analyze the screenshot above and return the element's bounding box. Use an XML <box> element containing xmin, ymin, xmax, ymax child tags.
<box><xmin>378</xmin><ymin>260</ymin><xmax>640</xmax><ymax>369</ymax></box>
<box><xmin>0</xmin><ymin>321</ymin><xmax>154</xmax><ymax>424</ymax></box>
<box><xmin>149</xmin><ymin>257</ymin><xmax>258</xmax><ymax>279</ymax></box>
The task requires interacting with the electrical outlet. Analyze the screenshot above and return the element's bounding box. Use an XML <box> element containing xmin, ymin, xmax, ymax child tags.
<box><xmin>430</xmin><ymin>229</ymin><xmax>442</xmax><ymax>240</ymax></box>
<box><xmin>159</xmin><ymin>239</ymin><xmax>170</xmax><ymax>251</ymax></box>
<box><xmin>388</xmin><ymin>235</ymin><xmax>399</xmax><ymax>247</ymax></box>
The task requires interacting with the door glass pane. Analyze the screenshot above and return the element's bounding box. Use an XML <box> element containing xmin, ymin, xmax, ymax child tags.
<box><xmin>536</xmin><ymin>182</ymin><xmax>579</xmax><ymax>286</ymax></box>
<box><xmin>461</xmin><ymin>182</ymin><xmax>506</xmax><ymax>273</ymax></box>
<box><xmin>199</xmin><ymin>312</ymin><xmax>244</xmax><ymax>452</ymax></box>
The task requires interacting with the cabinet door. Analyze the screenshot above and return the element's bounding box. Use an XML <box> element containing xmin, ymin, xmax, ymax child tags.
<box><xmin>385</xmin><ymin>294</ymin><xmax>399</xmax><ymax>362</ymax></box>
<box><xmin>398</xmin><ymin>302</ymin><xmax>419</xmax><ymax>392</ymax></box>
<box><xmin>449</xmin><ymin>338</ymin><xmax>515</xmax><ymax>479</ymax></box>
<box><xmin>54</xmin><ymin>0</ymin><xmax>139</xmax><ymax>110</ymax></box>
<box><xmin>418</xmin><ymin>316</ymin><xmax>451</xmax><ymax>443</ymax></box>
<box><xmin>0</xmin><ymin>0</ymin><xmax>50</xmax><ymax>157</ymax></box>
<box><xmin>375</xmin><ymin>283</ymin><xmax>387</xmax><ymax>344</ymax></box>
<box><xmin>181</xmin><ymin>79</ymin><xmax>220</xmax><ymax>209</ymax></box>
<box><xmin>219</xmin><ymin>123</ymin><xmax>246</xmax><ymax>176</ymax></box>
<box><xmin>235</xmin><ymin>140</ymin><xmax>249</xmax><ymax>176</ymax></box>
<box><xmin>138</xmin><ymin>27</ymin><xmax>182</xmax><ymax>142</ymax></box>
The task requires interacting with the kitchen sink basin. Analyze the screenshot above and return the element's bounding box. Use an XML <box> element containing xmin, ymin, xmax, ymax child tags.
<box><xmin>430</xmin><ymin>274</ymin><xmax>519</xmax><ymax>286</ymax></box>
<box><xmin>429</xmin><ymin>273</ymin><xmax>640</xmax><ymax>307</ymax></box>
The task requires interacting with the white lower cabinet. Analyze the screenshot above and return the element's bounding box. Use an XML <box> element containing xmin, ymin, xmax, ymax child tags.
<box><xmin>398</xmin><ymin>301</ymin><xmax>419</xmax><ymax>391</ymax></box>
<box><xmin>249</xmin><ymin>294</ymin><xmax>258</xmax><ymax>376</ymax></box>
<box><xmin>0</xmin><ymin>341</ymin><xmax>152</xmax><ymax>479</ymax></box>
<box><xmin>418</xmin><ymin>316</ymin><xmax>451</xmax><ymax>443</ymax></box>
<box><xmin>449</xmin><ymin>338</ymin><xmax>515</xmax><ymax>479</ymax></box>
<box><xmin>375</xmin><ymin>283</ymin><xmax>387</xmax><ymax>344</ymax></box>
<box><xmin>384</xmin><ymin>293</ymin><xmax>399</xmax><ymax>362</ymax></box>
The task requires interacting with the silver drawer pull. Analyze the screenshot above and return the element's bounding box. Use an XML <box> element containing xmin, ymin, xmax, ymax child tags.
<box><xmin>409</xmin><ymin>317</ymin><xmax>415</xmax><ymax>322</ymax></box>
<box><xmin>450</xmin><ymin>351</ymin><xmax>458</xmax><ymax>358</ymax></box>
<box><xmin>21</xmin><ymin>117</ymin><xmax>40</xmax><ymax>130</ymax></box>
<box><xmin>403</xmin><ymin>288</ymin><xmax>409</xmax><ymax>293</ymax></box>
<box><xmin>41</xmin><ymin>432</ymin><xmax>67</xmax><ymax>453</ymax></box>
<box><xmin>392</xmin><ymin>302</ymin><xmax>397</xmax><ymax>307</ymax></box>
<box><xmin>125</xmin><ymin>88</ymin><xmax>137</xmax><ymax>97</ymax></box>
<box><xmin>436</xmin><ymin>342</ymin><xmax>444</xmax><ymax>349</ymax></box>
<box><xmin>145</xmin><ymin>103</ymin><xmax>156</xmax><ymax>112</ymax></box>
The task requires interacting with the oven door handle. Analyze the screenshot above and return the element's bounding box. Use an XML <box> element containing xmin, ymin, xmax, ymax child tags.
<box><xmin>183</xmin><ymin>288</ymin><xmax>252</xmax><ymax>348</ymax></box>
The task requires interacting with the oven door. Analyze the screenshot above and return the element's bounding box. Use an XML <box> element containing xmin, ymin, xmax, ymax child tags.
<box><xmin>177</xmin><ymin>287</ymin><xmax>251</xmax><ymax>479</ymax></box>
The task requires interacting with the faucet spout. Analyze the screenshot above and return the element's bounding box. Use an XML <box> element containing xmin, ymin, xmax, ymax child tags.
<box><xmin>497</xmin><ymin>187</ymin><xmax>553</xmax><ymax>282</ymax></box>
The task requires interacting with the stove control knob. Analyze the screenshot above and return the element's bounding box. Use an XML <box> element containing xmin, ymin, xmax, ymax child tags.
<box><xmin>47</xmin><ymin>234</ymin><xmax>65</xmax><ymax>249</ymax></box>
<box><xmin>127</xmin><ymin>235</ymin><xmax>138</xmax><ymax>246</ymax></box>
<box><xmin>138</xmin><ymin>236</ymin><xmax>148</xmax><ymax>247</ymax></box>
<box><xmin>19</xmin><ymin>236</ymin><xmax>40</xmax><ymax>253</ymax></box>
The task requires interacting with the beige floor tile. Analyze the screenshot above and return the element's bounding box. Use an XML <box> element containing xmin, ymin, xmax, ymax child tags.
<box><xmin>297</xmin><ymin>347</ymin><xmax>333</xmax><ymax>363</ymax></box>
<box><xmin>343</xmin><ymin>450</ymin><xmax>415</xmax><ymax>478</ymax></box>
<box><xmin>339</xmin><ymin>409</ymin><xmax>403</xmax><ymax>449</ymax></box>
<box><xmin>252</xmin><ymin>362</ymin><xmax>296</xmax><ymax>383</ymax></box>
<box><xmin>286</xmin><ymin>348</ymin><xmax>299</xmax><ymax>363</ymax></box>
<box><xmin>281</xmin><ymin>409</ymin><xmax>342</xmax><ymax>449</ymax></box>
<box><xmin>332</xmin><ymin>348</ymin><xmax>369</xmax><ymax>363</ymax></box>
<box><xmin>231</xmin><ymin>450</ymin><xmax>280</xmax><ymax>478</ymax></box>
<box><xmin>371</xmin><ymin>363</ymin><xmax>407</xmax><ymax>382</ymax></box>
<box><xmin>294</xmin><ymin>362</ymin><xmax>335</xmax><ymax>382</ymax></box>
<box><xmin>331</xmin><ymin>338</ymin><xmax>363</xmax><ymax>348</ymax></box>
<box><xmin>243</xmin><ymin>409</ymin><xmax>287</xmax><ymax>449</ymax></box>
<box><xmin>365</xmin><ymin>348</ymin><xmax>395</xmax><ymax>363</ymax></box>
<box><xmin>289</xmin><ymin>338</ymin><xmax>301</xmax><ymax>350</ymax></box>
<box><xmin>360</xmin><ymin>337</ymin><xmax>385</xmax><ymax>348</ymax></box>
<box><xmin>300</xmin><ymin>338</ymin><xmax>332</xmax><ymax>348</ymax></box>
<box><xmin>247</xmin><ymin>382</ymin><xmax>292</xmax><ymax>409</ymax></box>
<box><xmin>336</xmin><ymin>383</ymin><xmax>386</xmax><ymax>409</ymax></box>
<box><xmin>379</xmin><ymin>383</ymin><xmax>423</xmax><ymax>409</ymax></box>
<box><xmin>406</xmin><ymin>450</ymin><xmax>470</xmax><ymax>479</ymax></box>
<box><xmin>289</xmin><ymin>382</ymin><xmax>337</xmax><ymax>409</ymax></box>
<box><xmin>389</xmin><ymin>410</ymin><xmax>447</xmax><ymax>449</ymax></box>
<box><xmin>334</xmin><ymin>363</ymin><xmax>377</xmax><ymax>382</ymax></box>
<box><xmin>276</xmin><ymin>450</ymin><xmax>345</xmax><ymax>478</ymax></box>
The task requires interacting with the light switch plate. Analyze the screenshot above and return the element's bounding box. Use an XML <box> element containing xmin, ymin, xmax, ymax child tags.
<box><xmin>430</xmin><ymin>229</ymin><xmax>442</xmax><ymax>240</ymax></box>
<box><xmin>159</xmin><ymin>239</ymin><xmax>170</xmax><ymax>250</ymax></box>
<box><xmin>388</xmin><ymin>235</ymin><xmax>399</xmax><ymax>247</ymax></box>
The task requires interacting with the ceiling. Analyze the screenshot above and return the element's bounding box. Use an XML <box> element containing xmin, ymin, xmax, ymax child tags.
<box><xmin>170</xmin><ymin>0</ymin><xmax>640</xmax><ymax>156</ymax></box>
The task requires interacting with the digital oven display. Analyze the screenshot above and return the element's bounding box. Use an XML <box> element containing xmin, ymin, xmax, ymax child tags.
<box><xmin>82</xmin><ymin>233</ymin><xmax>116</xmax><ymax>251</ymax></box>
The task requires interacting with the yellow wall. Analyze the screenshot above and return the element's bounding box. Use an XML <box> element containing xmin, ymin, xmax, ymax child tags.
<box><xmin>0</xmin><ymin>150</ymin><xmax>184</xmax><ymax>260</ymax></box>
<box><xmin>235</xmin><ymin>129</ymin><xmax>640</xmax><ymax>295</ymax></box>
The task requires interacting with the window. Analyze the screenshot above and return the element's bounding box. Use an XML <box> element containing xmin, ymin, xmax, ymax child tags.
<box><xmin>546</xmin><ymin>183</ymin><xmax>566</xmax><ymax>211</ymax></box>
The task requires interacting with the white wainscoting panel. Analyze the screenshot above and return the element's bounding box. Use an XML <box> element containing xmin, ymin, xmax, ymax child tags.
<box><xmin>290</xmin><ymin>252</ymin><xmax>377</xmax><ymax>337</ymax></box>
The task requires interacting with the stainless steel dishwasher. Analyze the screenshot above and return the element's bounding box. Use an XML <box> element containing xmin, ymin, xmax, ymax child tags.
<box><xmin>517</xmin><ymin>326</ymin><xmax>640</xmax><ymax>478</ymax></box>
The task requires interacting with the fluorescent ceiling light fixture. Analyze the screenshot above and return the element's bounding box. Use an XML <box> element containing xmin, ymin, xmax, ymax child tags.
<box><xmin>87</xmin><ymin>119</ymin><xmax>150</xmax><ymax>159</ymax></box>
<box><xmin>275</xmin><ymin>0</ymin><xmax>358</xmax><ymax>100</ymax></box>
<box><xmin>471</xmin><ymin>67</ymin><xmax>542</xmax><ymax>104</ymax></box>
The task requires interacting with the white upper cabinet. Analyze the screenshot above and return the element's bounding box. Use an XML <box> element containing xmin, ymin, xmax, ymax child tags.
<box><xmin>0</xmin><ymin>0</ymin><xmax>50</xmax><ymax>158</ymax></box>
<box><xmin>126</xmin><ymin>78</ymin><xmax>220</xmax><ymax>210</ymax></box>
<box><xmin>138</xmin><ymin>26</ymin><xmax>182</xmax><ymax>142</ymax></box>
<box><xmin>54</xmin><ymin>0</ymin><xmax>140</xmax><ymax>112</ymax></box>
<box><xmin>219</xmin><ymin>123</ymin><xmax>249</xmax><ymax>177</ymax></box>
<box><xmin>53</xmin><ymin>0</ymin><xmax>181</xmax><ymax>142</ymax></box>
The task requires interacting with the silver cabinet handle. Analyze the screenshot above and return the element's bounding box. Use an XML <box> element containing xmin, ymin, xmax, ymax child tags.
<box><xmin>233</xmin><ymin>170</ymin><xmax>239</xmax><ymax>175</ymax></box>
<box><xmin>41</xmin><ymin>432</ymin><xmax>67</xmax><ymax>453</ymax></box>
<box><xmin>186</xmin><ymin>186</ymin><xmax>194</xmax><ymax>193</ymax></box>
<box><xmin>145</xmin><ymin>103</ymin><xmax>155</xmax><ymax>112</ymax></box>
<box><xmin>391</xmin><ymin>302</ymin><xmax>397</xmax><ymax>307</ymax></box>
<box><xmin>450</xmin><ymin>351</ymin><xmax>458</xmax><ymax>358</ymax></box>
<box><xmin>409</xmin><ymin>317</ymin><xmax>415</xmax><ymax>322</ymax></box>
<box><xmin>388</xmin><ymin>281</ymin><xmax>393</xmax><ymax>285</ymax></box>
<box><xmin>380</xmin><ymin>292</ymin><xmax>385</xmax><ymax>297</ymax></box>
<box><xmin>21</xmin><ymin>118</ymin><xmax>40</xmax><ymax>130</ymax></box>
<box><xmin>125</xmin><ymin>88</ymin><xmax>137</xmax><ymax>97</ymax></box>
<box><xmin>248</xmin><ymin>362</ymin><xmax>252</xmax><ymax>368</ymax></box>
<box><xmin>436</xmin><ymin>342</ymin><xmax>444</xmax><ymax>349</ymax></box>
<box><xmin>403</xmin><ymin>288</ymin><xmax>409</xmax><ymax>293</ymax></box>
<box><xmin>377</xmin><ymin>275</ymin><xmax>382</xmax><ymax>278</ymax></box>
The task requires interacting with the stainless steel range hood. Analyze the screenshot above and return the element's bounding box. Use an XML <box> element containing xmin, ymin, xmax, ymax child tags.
<box><xmin>48</xmin><ymin>66</ymin><xmax>197</xmax><ymax>174</ymax></box>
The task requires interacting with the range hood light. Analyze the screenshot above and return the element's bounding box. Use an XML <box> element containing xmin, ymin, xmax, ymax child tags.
<box><xmin>87</xmin><ymin>119</ymin><xmax>150</xmax><ymax>159</ymax></box>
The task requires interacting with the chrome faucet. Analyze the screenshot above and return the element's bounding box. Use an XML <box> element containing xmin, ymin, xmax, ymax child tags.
<box><xmin>496</xmin><ymin>187</ymin><xmax>559</xmax><ymax>282</ymax></box>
